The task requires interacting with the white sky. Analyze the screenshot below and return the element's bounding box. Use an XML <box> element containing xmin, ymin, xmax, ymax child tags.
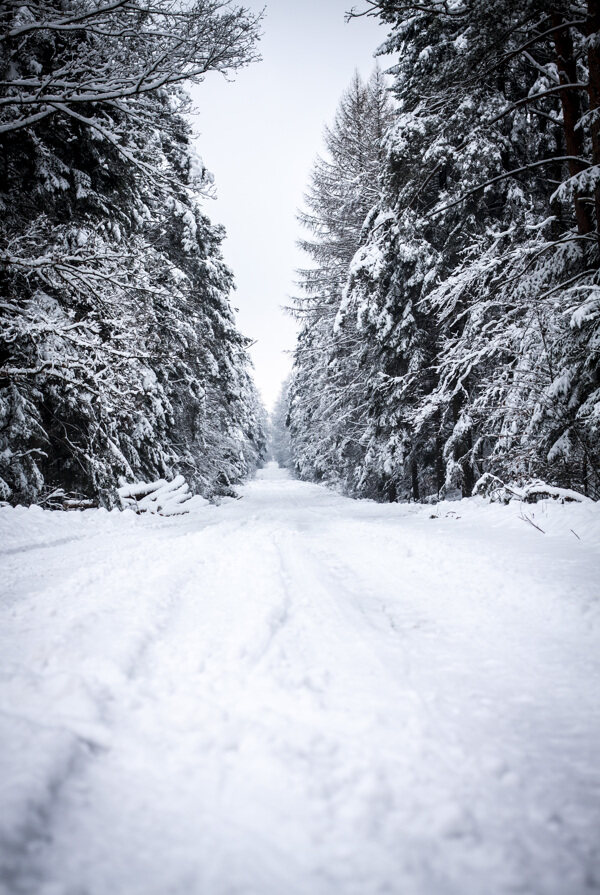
<box><xmin>189</xmin><ymin>0</ymin><xmax>390</xmax><ymax>410</ymax></box>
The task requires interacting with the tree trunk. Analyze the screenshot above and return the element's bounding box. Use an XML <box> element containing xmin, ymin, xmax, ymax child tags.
<box><xmin>435</xmin><ymin>430</ymin><xmax>445</xmax><ymax>496</ymax></box>
<box><xmin>462</xmin><ymin>440</ymin><xmax>475</xmax><ymax>497</ymax></box>
<box><xmin>452</xmin><ymin>392</ymin><xmax>475</xmax><ymax>497</ymax></box>
<box><xmin>586</xmin><ymin>0</ymin><xmax>600</xmax><ymax>249</ymax></box>
<box><xmin>552</xmin><ymin>11</ymin><xmax>594</xmax><ymax>236</ymax></box>
<box><xmin>411</xmin><ymin>459</ymin><xmax>420</xmax><ymax>502</ymax></box>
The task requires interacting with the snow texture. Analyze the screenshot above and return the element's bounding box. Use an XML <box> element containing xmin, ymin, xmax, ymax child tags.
<box><xmin>1</xmin><ymin>463</ymin><xmax>599</xmax><ymax>894</ymax></box>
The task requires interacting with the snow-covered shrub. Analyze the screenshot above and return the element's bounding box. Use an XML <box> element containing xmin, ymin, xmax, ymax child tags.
<box><xmin>522</xmin><ymin>482</ymin><xmax>588</xmax><ymax>505</ymax></box>
<box><xmin>474</xmin><ymin>473</ymin><xmax>589</xmax><ymax>506</ymax></box>
<box><xmin>473</xmin><ymin>474</ymin><xmax>520</xmax><ymax>505</ymax></box>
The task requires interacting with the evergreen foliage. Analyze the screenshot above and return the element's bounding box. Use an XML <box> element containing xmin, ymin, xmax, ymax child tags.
<box><xmin>289</xmin><ymin>69</ymin><xmax>394</xmax><ymax>487</ymax></box>
<box><xmin>289</xmin><ymin>1</ymin><xmax>600</xmax><ymax>501</ymax></box>
<box><xmin>0</xmin><ymin>0</ymin><xmax>266</xmax><ymax>505</ymax></box>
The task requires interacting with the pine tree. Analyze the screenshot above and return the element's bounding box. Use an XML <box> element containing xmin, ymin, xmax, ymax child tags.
<box><xmin>289</xmin><ymin>69</ymin><xmax>394</xmax><ymax>488</ymax></box>
<box><xmin>0</xmin><ymin>0</ymin><xmax>266</xmax><ymax>505</ymax></box>
<box><xmin>288</xmin><ymin>0</ymin><xmax>600</xmax><ymax>500</ymax></box>
<box><xmin>310</xmin><ymin>0</ymin><xmax>600</xmax><ymax>499</ymax></box>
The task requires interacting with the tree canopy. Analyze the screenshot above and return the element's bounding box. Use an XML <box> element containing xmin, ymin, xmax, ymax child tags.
<box><xmin>0</xmin><ymin>0</ymin><xmax>266</xmax><ymax>505</ymax></box>
<box><xmin>288</xmin><ymin>0</ymin><xmax>600</xmax><ymax>500</ymax></box>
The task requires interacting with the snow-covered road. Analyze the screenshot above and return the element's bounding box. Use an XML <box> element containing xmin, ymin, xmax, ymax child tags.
<box><xmin>1</xmin><ymin>464</ymin><xmax>600</xmax><ymax>895</ymax></box>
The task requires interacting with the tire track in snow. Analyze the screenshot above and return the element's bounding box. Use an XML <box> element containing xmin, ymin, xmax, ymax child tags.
<box><xmin>0</xmin><ymin>526</ymin><xmax>217</xmax><ymax>895</ymax></box>
<box><xmin>1</xmin><ymin>466</ymin><xmax>599</xmax><ymax>895</ymax></box>
<box><xmin>277</xmin><ymin>516</ymin><xmax>600</xmax><ymax>894</ymax></box>
<box><xmin>7</xmin><ymin>518</ymin><xmax>314</xmax><ymax>895</ymax></box>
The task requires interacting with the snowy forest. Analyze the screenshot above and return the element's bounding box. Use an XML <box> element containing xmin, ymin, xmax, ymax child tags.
<box><xmin>2</xmin><ymin>3</ymin><xmax>600</xmax><ymax>893</ymax></box>
<box><xmin>0</xmin><ymin>0</ymin><xmax>267</xmax><ymax>508</ymax></box>
<box><xmin>3</xmin><ymin>0</ymin><xmax>600</xmax><ymax>508</ymax></box>
<box><xmin>284</xmin><ymin>0</ymin><xmax>600</xmax><ymax>502</ymax></box>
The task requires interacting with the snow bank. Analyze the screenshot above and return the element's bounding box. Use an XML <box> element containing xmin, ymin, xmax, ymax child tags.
<box><xmin>419</xmin><ymin>492</ymin><xmax>600</xmax><ymax>546</ymax></box>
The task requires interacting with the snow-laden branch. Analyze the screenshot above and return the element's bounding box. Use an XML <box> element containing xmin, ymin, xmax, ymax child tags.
<box><xmin>429</xmin><ymin>157</ymin><xmax>592</xmax><ymax>218</ymax></box>
<box><xmin>0</xmin><ymin>0</ymin><xmax>262</xmax><ymax>134</ymax></box>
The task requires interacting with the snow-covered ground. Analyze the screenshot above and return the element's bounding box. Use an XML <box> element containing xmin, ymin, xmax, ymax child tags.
<box><xmin>1</xmin><ymin>463</ymin><xmax>599</xmax><ymax>895</ymax></box>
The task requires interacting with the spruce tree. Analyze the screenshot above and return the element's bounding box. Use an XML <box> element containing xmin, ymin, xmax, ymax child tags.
<box><xmin>289</xmin><ymin>0</ymin><xmax>600</xmax><ymax>500</ymax></box>
<box><xmin>289</xmin><ymin>69</ymin><xmax>394</xmax><ymax>488</ymax></box>
<box><xmin>0</xmin><ymin>0</ymin><xmax>266</xmax><ymax>504</ymax></box>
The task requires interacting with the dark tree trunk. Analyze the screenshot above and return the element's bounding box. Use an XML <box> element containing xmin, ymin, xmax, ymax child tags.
<box><xmin>435</xmin><ymin>431</ymin><xmax>445</xmax><ymax>496</ymax></box>
<box><xmin>462</xmin><ymin>442</ymin><xmax>475</xmax><ymax>497</ymax></box>
<box><xmin>411</xmin><ymin>459</ymin><xmax>420</xmax><ymax>502</ymax></box>
<box><xmin>552</xmin><ymin>11</ymin><xmax>594</xmax><ymax>236</ymax></box>
<box><xmin>452</xmin><ymin>392</ymin><xmax>475</xmax><ymax>497</ymax></box>
<box><xmin>586</xmin><ymin>0</ymin><xmax>600</xmax><ymax>249</ymax></box>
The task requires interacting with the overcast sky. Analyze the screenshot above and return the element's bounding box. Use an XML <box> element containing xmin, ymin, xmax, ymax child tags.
<box><xmin>190</xmin><ymin>1</ymin><xmax>390</xmax><ymax>409</ymax></box>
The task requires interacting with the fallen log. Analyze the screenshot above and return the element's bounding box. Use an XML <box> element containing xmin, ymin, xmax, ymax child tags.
<box><xmin>118</xmin><ymin>475</ymin><xmax>192</xmax><ymax>516</ymax></box>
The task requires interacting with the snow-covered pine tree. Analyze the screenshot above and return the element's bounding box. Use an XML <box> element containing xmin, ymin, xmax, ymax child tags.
<box><xmin>337</xmin><ymin>0</ymin><xmax>553</xmax><ymax>500</ymax></box>
<box><xmin>301</xmin><ymin>0</ymin><xmax>600</xmax><ymax>500</ymax></box>
<box><xmin>368</xmin><ymin>0</ymin><xmax>600</xmax><ymax>497</ymax></box>
<box><xmin>0</xmin><ymin>0</ymin><xmax>266</xmax><ymax>505</ymax></box>
<box><xmin>289</xmin><ymin>69</ymin><xmax>394</xmax><ymax>488</ymax></box>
